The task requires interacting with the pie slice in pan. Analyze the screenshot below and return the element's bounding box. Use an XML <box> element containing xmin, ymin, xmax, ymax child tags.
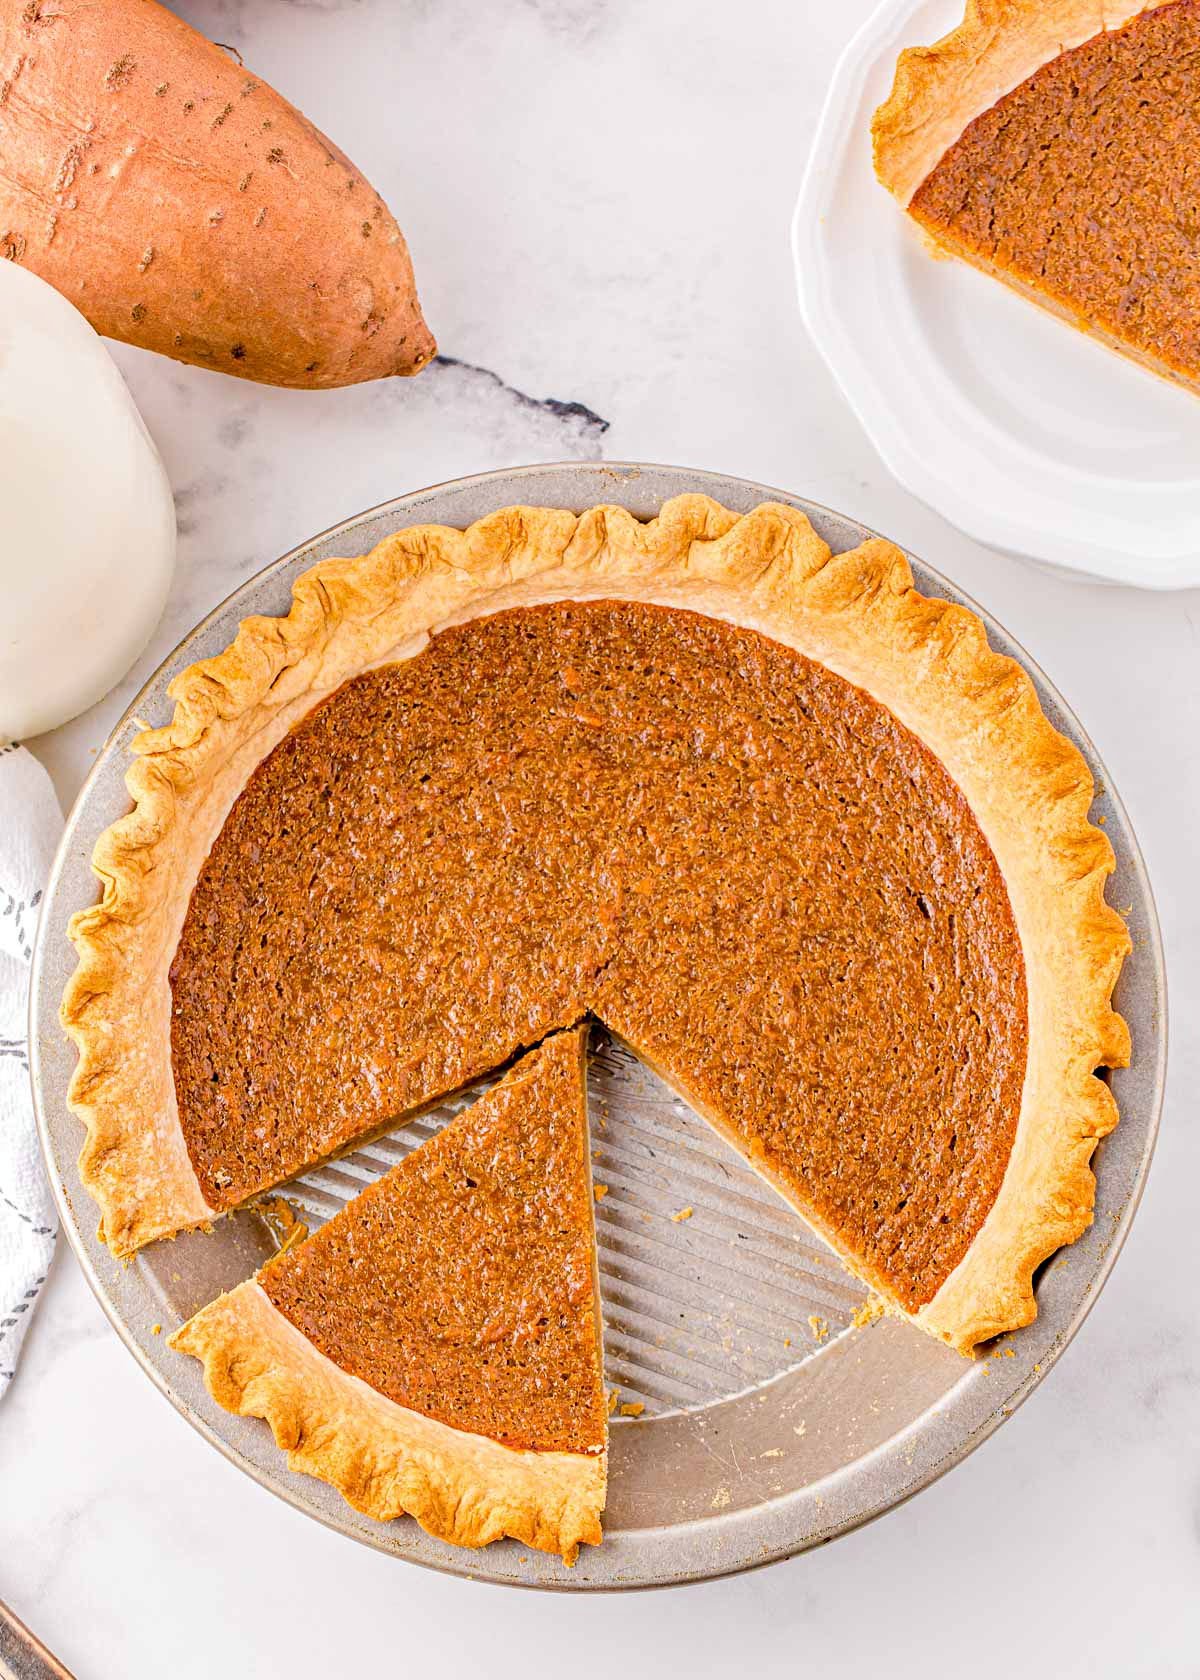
<box><xmin>171</xmin><ymin>1028</ymin><xmax>606</xmax><ymax>1562</ymax></box>
<box><xmin>873</xmin><ymin>0</ymin><xmax>1200</xmax><ymax>394</ymax></box>
<box><xmin>62</xmin><ymin>496</ymin><xmax>1129</xmax><ymax>1362</ymax></box>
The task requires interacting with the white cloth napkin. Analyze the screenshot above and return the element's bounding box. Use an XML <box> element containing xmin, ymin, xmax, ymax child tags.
<box><xmin>0</xmin><ymin>743</ymin><xmax>61</xmax><ymax>1399</ymax></box>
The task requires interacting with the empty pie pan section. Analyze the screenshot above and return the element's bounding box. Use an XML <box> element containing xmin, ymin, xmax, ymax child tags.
<box><xmin>30</xmin><ymin>462</ymin><xmax>1165</xmax><ymax>1590</ymax></box>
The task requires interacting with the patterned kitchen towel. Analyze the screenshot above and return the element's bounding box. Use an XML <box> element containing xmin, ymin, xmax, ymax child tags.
<box><xmin>0</xmin><ymin>743</ymin><xmax>61</xmax><ymax>1400</ymax></box>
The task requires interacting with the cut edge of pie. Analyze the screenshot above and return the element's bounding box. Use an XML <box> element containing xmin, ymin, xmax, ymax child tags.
<box><xmin>170</xmin><ymin>1030</ymin><xmax>607</xmax><ymax>1564</ymax></box>
<box><xmin>870</xmin><ymin>0</ymin><xmax>1187</xmax><ymax>388</ymax></box>
<box><xmin>62</xmin><ymin>493</ymin><xmax>1131</xmax><ymax>1353</ymax></box>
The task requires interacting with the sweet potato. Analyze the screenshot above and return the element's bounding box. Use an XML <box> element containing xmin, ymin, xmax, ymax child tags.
<box><xmin>0</xmin><ymin>0</ymin><xmax>435</xmax><ymax>387</ymax></box>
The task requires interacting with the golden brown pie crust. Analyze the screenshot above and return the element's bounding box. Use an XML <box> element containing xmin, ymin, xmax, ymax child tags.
<box><xmin>171</xmin><ymin>1031</ymin><xmax>606</xmax><ymax>1562</ymax></box>
<box><xmin>171</xmin><ymin>1282</ymin><xmax>605</xmax><ymax>1563</ymax></box>
<box><xmin>62</xmin><ymin>495</ymin><xmax>1130</xmax><ymax>1352</ymax></box>
<box><xmin>872</xmin><ymin>0</ymin><xmax>1176</xmax><ymax>208</ymax></box>
<box><xmin>872</xmin><ymin>1</ymin><xmax>1195</xmax><ymax>391</ymax></box>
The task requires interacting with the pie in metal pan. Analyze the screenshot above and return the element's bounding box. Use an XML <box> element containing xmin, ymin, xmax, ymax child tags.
<box><xmin>38</xmin><ymin>464</ymin><xmax>1159</xmax><ymax>1584</ymax></box>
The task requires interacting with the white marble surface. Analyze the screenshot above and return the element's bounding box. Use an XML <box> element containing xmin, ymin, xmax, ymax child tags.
<box><xmin>4</xmin><ymin>0</ymin><xmax>1199</xmax><ymax>1673</ymax></box>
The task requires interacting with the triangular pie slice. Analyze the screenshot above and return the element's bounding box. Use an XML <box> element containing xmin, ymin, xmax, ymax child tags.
<box><xmin>873</xmin><ymin>1</ymin><xmax>1200</xmax><ymax>394</ymax></box>
<box><xmin>170</xmin><ymin>1027</ymin><xmax>606</xmax><ymax>1563</ymax></box>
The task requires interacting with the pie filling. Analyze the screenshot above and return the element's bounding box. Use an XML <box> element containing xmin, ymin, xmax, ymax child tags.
<box><xmin>908</xmin><ymin>1</ymin><xmax>1200</xmax><ymax>380</ymax></box>
<box><xmin>258</xmin><ymin>1028</ymin><xmax>605</xmax><ymax>1455</ymax></box>
<box><xmin>170</xmin><ymin>598</ymin><xmax>1028</xmax><ymax>1315</ymax></box>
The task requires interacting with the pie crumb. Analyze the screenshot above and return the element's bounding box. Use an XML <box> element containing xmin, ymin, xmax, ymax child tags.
<box><xmin>851</xmin><ymin>1294</ymin><xmax>886</xmax><ymax>1330</ymax></box>
<box><xmin>606</xmin><ymin>1388</ymin><xmax>620</xmax><ymax>1417</ymax></box>
<box><xmin>151</xmin><ymin>1323</ymin><xmax>162</xmax><ymax>1336</ymax></box>
<box><xmin>619</xmin><ymin>1402</ymin><xmax>645</xmax><ymax>1418</ymax></box>
<box><xmin>671</xmin><ymin>1206</ymin><xmax>693</xmax><ymax>1223</ymax></box>
<box><xmin>808</xmin><ymin>1314</ymin><xmax>829</xmax><ymax>1343</ymax></box>
<box><xmin>593</xmin><ymin>1184</ymin><xmax>609</xmax><ymax>1201</ymax></box>
<box><xmin>254</xmin><ymin>1195</ymin><xmax>309</xmax><ymax>1255</ymax></box>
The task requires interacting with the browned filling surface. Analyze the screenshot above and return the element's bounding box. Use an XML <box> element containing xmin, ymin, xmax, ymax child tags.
<box><xmin>910</xmin><ymin>2</ymin><xmax>1200</xmax><ymax>380</ymax></box>
<box><xmin>261</xmin><ymin>1029</ymin><xmax>605</xmax><ymax>1454</ymax></box>
<box><xmin>171</xmin><ymin>598</ymin><xmax>1027</xmax><ymax>1312</ymax></box>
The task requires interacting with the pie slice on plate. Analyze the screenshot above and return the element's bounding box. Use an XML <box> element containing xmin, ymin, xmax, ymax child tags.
<box><xmin>873</xmin><ymin>0</ymin><xmax>1200</xmax><ymax>394</ymax></box>
<box><xmin>63</xmin><ymin>496</ymin><xmax>1130</xmax><ymax>1355</ymax></box>
<box><xmin>171</xmin><ymin>1027</ymin><xmax>607</xmax><ymax>1562</ymax></box>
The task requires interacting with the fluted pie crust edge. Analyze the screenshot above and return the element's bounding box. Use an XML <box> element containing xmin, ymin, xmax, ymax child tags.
<box><xmin>169</xmin><ymin>1280</ymin><xmax>605</xmax><ymax>1563</ymax></box>
<box><xmin>61</xmin><ymin>493</ymin><xmax>1130</xmax><ymax>1351</ymax></box>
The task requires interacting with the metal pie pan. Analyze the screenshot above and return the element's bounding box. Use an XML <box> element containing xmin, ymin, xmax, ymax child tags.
<box><xmin>30</xmin><ymin>462</ymin><xmax>1165</xmax><ymax>1590</ymax></box>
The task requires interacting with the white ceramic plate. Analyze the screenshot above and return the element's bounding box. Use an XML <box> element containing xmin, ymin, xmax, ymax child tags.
<box><xmin>793</xmin><ymin>0</ymin><xmax>1200</xmax><ymax>589</ymax></box>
